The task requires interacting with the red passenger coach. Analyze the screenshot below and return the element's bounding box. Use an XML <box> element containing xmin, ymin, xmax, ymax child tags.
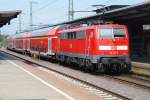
<box><xmin>56</xmin><ymin>24</ymin><xmax>131</xmax><ymax>73</ymax></box>
<box><xmin>14</xmin><ymin>33</ymin><xmax>27</xmax><ymax>52</ymax></box>
<box><xmin>7</xmin><ymin>26</ymin><xmax>60</xmax><ymax>57</ymax></box>
<box><xmin>24</xmin><ymin>32</ymin><xmax>31</xmax><ymax>53</ymax></box>
<box><xmin>6</xmin><ymin>36</ymin><xmax>15</xmax><ymax>49</ymax></box>
<box><xmin>29</xmin><ymin>27</ymin><xmax>59</xmax><ymax>57</ymax></box>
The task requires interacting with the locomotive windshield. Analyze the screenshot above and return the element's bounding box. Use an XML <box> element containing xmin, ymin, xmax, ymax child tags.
<box><xmin>99</xmin><ymin>28</ymin><xmax>112</xmax><ymax>38</ymax></box>
<box><xmin>113</xmin><ymin>28</ymin><xmax>126</xmax><ymax>38</ymax></box>
<box><xmin>99</xmin><ymin>28</ymin><xmax>126</xmax><ymax>38</ymax></box>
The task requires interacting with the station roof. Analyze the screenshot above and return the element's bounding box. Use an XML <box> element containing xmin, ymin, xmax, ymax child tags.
<box><xmin>93</xmin><ymin>5</ymin><xmax>129</xmax><ymax>14</ymax></box>
<box><xmin>22</xmin><ymin>1</ymin><xmax>150</xmax><ymax>32</ymax></box>
<box><xmin>0</xmin><ymin>10</ymin><xmax>21</xmax><ymax>27</ymax></box>
<box><xmin>61</xmin><ymin>1</ymin><xmax>150</xmax><ymax>24</ymax></box>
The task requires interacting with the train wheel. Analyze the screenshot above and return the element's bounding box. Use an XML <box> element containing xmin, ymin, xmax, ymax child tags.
<box><xmin>81</xmin><ymin>60</ymin><xmax>90</xmax><ymax>72</ymax></box>
<box><xmin>118</xmin><ymin>64</ymin><xmax>122</xmax><ymax>73</ymax></box>
<box><xmin>78</xmin><ymin>59</ymin><xmax>85</xmax><ymax>71</ymax></box>
<box><xmin>90</xmin><ymin>64</ymin><xmax>98</xmax><ymax>74</ymax></box>
<box><xmin>111</xmin><ymin>63</ymin><xmax>118</xmax><ymax>73</ymax></box>
<box><xmin>85</xmin><ymin>60</ymin><xmax>92</xmax><ymax>69</ymax></box>
<box><xmin>110</xmin><ymin>63</ymin><xmax>122</xmax><ymax>74</ymax></box>
<box><xmin>123</xmin><ymin>64</ymin><xmax>131</xmax><ymax>73</ymax></box>
<box><xmin>97</xmin><ymin>63</ymin><xmax>106</xmax><ymax>73</ymax></box>
<box><xmin>66</xmin><ymin>57</ymin><xmax>71</xmax><ymax>66</ymax></box>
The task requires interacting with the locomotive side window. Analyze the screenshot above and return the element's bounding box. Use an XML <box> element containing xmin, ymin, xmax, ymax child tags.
<box><xmin>60</xmin><ymin>32</ymin><xmax>67</xmax><ymax>39</ymax></box>
<box><xmin>76</xmin><ymin>31</ymin><xmax>86</xmax><ymax>39</ymax></box>
<box><xmin>113</xmin><ymin>28</ymin><xmax>126</xmax><ymax>38</ymax></box>
<box><xmin>73</xmin><ymin>32</ymin><xmax>76</xmax><ymax>39</ymax></box>
<box><xmin>99</xmin><ymin>28</ymin><xmax>112</xmax><ymax>38</ymax></box>
<box><xmin>60</xmin><ymin>30</ymin><xmax>86</xmax><ymax>40</ymax></box>
<box><xmin>68</xmin><ymin>32</ymin><xmax>72</xmax><ymax>39</ymax></box>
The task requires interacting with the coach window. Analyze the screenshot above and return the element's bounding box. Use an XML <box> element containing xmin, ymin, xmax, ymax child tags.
<box><xmin>72</xmin><ymin>32</ymin><xmax>76</xmax><ymax>39</ymax></box>
<box><xmin>90</xmin><ymin>31</ymin><xmax>93</xmax><ymax>38</ymax></box>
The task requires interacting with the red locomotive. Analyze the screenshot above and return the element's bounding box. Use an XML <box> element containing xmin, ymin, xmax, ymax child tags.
<box><xmin>7</xmin><ymin>24</ymin><xmax>131</xmax><ymax>73</ymax></box>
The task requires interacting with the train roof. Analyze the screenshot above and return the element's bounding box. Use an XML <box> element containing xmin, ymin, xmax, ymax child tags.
<box><xmin>29</xmin><ymin>28</ymin><xmax>58</xmax><ymax>38</ymax></box>
<box><xmin>59</xmin><ymin>24</ymin><xmax>126</xmax><ymax>33</ymax></box>
<box><xmin>13</xmin><ymin>25</ymin><xmax>61</xmax><ymax>38</ymax></box>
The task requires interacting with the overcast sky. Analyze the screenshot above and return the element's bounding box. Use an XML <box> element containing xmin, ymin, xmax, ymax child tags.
<box><xmin>0</xmin><ymin>0</ymin><xmax>149</xmax><ymax>35</ymax></box>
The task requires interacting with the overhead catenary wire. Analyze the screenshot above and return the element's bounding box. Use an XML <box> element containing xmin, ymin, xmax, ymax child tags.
<box><xmin>33</xmin><ymin>1</ymin><xmax>68</xmax><ymax>24</ymax></box>
<box><xmin>33</xmin><ymin>0</ymin><xmax>60</xmax><ymax>14</ymax></box>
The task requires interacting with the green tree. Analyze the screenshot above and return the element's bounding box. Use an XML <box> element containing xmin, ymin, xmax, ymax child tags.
<box><xmin>0</xmin><ymin>34</ymin><xmax>6</xmax><ymax>47</ymax></box>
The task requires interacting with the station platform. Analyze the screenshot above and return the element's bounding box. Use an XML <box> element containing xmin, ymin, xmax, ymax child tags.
<box><xmin>0</xmin><ymin>56</ymin><xmax>70</xmax><ymax>100</ymax></box>
<box><xmin>0</xmin><ymin>52</ymin><xmax>102</xmax><ymax>100</ymax></box>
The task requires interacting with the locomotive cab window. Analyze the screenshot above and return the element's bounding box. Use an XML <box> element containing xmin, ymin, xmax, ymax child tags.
<box><xmin>113</xmin><ymin>28</ymin><xmax>126</xmax><ymax>38</ymax></box>
<box><xmin>99</xmin><ymin>28</ymin><xmax>126</xmax><ymax>38</ymax></box>
<box><xmin>99</xmin><ymin>28</ymin><xmax>112</xmax><ymax>38</ymax></box>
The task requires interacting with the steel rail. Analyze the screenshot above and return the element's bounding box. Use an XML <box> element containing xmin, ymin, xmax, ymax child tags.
<box><xmin>105</xmin><ymin>75</ymin><xmax>150</xmax><ymax>91</ymax></box>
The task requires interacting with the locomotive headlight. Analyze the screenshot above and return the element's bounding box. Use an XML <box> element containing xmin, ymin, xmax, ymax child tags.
<box><xmin>117</xmin><ymin>46</ymin><xmax>128</xmax><ymax>50</ymax></box>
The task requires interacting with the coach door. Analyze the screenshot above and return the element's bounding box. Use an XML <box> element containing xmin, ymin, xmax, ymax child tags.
<box><xmin>23</xmin><ymin>38</ymin><xmax>27</xmax><ymax>50</ymax></box>
<box><xmin>23</xmin><ymin>39</ymin><xmax>25</xmax><ymax>50</ymax></box>
<box><xmin>27</xmin><ymin>39</ymin><xmax>30</xmax><ymax>51</ymax></box>
<box><xmin>48</xmin><ymin>37</ymin><xmax>52</xmax><ymax>54</ymax></box>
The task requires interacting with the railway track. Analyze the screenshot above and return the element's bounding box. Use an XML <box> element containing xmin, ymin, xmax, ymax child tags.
<box><xmin>131</xmin><ymin>64</ymin><xmax>150</xmax><ymax>79</ymax></box>
<box><xmin>132</xmin><ymin>62</ymin><xmax>150</xmax><ymax>71</ymax></box>
<box><xmin>133</xmin><ymin>66</ymin><xmax>150</xmax><ymax>70</ymax></box>
<box><xmin>130</xmin><ymin>72</ymin><xmax>150</xmax><ymax>82</ymax></box>
<box><xmin>1</xmin><ymin>49</ymin><xmax>150</xmax><ymax>99</ymax></box>
<box><xmin>0</xmin><ymin>49</ymin><xmax>132</xmax><ymax>100</ymax></box>
<box><xmin>105</xmin><ymin>74</ymin><xmax>150</xmax><ymax>91</ymax></box>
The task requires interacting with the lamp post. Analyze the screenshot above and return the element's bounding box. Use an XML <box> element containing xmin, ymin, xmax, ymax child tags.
<box><xmin>30</xmin><ymin>1</ymin><xmax>38</xmax><ymax>30</ymax></box>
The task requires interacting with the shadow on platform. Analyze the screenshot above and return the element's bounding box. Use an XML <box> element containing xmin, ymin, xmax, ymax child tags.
<box><xmin>0</xmin><ymin>52</ymin><xmax>17</xmax><ymax>60</ymax></box>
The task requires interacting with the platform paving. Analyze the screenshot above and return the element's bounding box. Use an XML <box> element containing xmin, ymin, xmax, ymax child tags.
<box><xmin>0</xmin><ymin>56</ymin><xmax>71</xmax><ymax>100</ymax></box>
<box><xmin>0</xmin><ymin>51</ymin><xmax>103</xmax><ymax>100</ymax></box>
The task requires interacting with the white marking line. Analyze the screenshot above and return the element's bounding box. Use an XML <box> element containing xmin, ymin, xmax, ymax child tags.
<box><xmin>2</xmin><ymin>57</ymin><xmax>74</xmax><ymax>100</ymax></box>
